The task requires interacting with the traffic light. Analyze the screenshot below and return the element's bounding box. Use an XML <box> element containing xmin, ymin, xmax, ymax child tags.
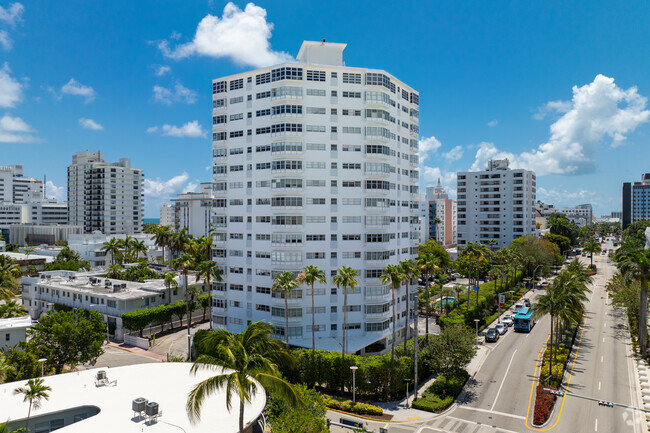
<box><xmin>598</xmin><ymin>400</ymin><xmax>614</xmax><ymax>408</ymax></box>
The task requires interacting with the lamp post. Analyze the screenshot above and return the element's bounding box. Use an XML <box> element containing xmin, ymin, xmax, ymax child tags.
<box><xmin>350</xmin><ymin>366</ymin><xmax>358</xmax><ymax>403</ymax></box>
<box><xmin>532</xmin><ymin>265</ymin><xmax>543</xmax><ymax>290</ymax></box>
<box><xmin>187</xmin><ymin>333</ymin><xmax>194</xmax><ymax>361</ymax></box>
<box><xmin>508</xmin><ymin>290</ymin><xmax>515</xmax><ymax>306</ymax></box>
<box><xmin>403</xmin><ymin>378</ymin><xmax>412</xmax><ymax>408</ymax></box>
<box><xmin>38</xmin><ymin>358</ymin><xmax>47</xmax><ymax>377</ymax></box>
<box><xmin>474</xmin><ymin>319</ymin><xmax>480</xmax><ymax>337</ymax></box>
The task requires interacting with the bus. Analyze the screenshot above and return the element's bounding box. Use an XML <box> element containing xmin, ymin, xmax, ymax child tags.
<box><xmin>514</xmin><ymin>307</ymin><xmax>535</xmax><ymax>332</ymax></box>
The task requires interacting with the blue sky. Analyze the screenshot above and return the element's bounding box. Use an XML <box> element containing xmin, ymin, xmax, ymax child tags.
<box><xmin>1</xmin><ymin>1</ymin><xmax>649</xmax><ymax>217</ymax></box>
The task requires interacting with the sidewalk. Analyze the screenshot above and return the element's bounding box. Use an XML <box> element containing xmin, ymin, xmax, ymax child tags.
<box><xmin>106</xmin><ymin>340</ymin><xmax>167</xmax><ymax>361</ymax></box>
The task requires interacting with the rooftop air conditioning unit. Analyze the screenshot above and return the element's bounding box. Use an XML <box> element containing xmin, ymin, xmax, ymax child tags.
<box><xmin>132</xmin><ymin>397</ymin><xmax>147</xmax><ymax>413</ymax></box>
<box><xmin>113</xmin><ymin>284</ymin><xmax>121</xmax><ymax>292</ymax></box>
<box><xmin>105</xmin><ymin>280</ymin><xmax>111</xmax><ymax>287</ymax></box>
<box><xmin>145</xmin><ymin>401</ymin><xmax>159</xmax><ymax>417</ymax></box>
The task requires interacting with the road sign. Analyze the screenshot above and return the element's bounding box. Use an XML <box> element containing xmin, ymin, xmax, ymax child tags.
<box><xmin>498</xmin><ymin>294</ymin><xmax>505</xmax><ymax>307</ymax></box>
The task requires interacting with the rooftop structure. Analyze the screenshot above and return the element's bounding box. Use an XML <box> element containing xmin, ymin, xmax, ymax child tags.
<box><xmin>0</xmin><ymin>315</ymin><xmax>31</xmax><ymax>350</ymax></box>
<box><xmin>1</xmin><ymin>363</ymin><xmax>266</xmax><ymax>433</ymax></box>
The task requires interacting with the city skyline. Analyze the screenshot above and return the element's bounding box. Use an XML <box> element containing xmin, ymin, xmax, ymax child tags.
<box><xmin>1</xmin><ymin>1</ymin><xmax>649</xmax><ymax>217</ymax></box>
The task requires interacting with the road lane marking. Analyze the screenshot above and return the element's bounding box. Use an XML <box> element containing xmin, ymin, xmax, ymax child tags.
<box><xmin>595</xmin><ymin>418</ymin><xmax>598</xmax><ymax>431</ymax></box>
<box><xmin>601</xmin><ymin>356</ymin><xmax>603</xmax><ymax>363</ymax></box>
<box><xmin>603</xmin><ymin>337</ymin><xmax>605</xmax><ymax>343</ymax></box>
<box><xmin>598</xmin><ymin>381</ymin><xmax>601</xmax><ymax>390</ymax></box>
<box><xmin>444</xmin><ymin>416</ymin><xmax>523</xmax><ymax>433</ymax></box>
<box><xmin>525</xmin><ymin>335</ymin><xmax>550</xmax><ymax>426</ymax></box>
<box><xmin>604</xmin><ymin>323</ymin><xmax>607</xmax><ymax>327</ymax></box>
<box><xmin>455</xmin><ymin>405</ymin><xmax>525</xmax><ymax>420</ymax></box>
<box><xmin>491</xmin><ymin>349</ymin><xmax>517</xmax><ymax>412</ymax></box>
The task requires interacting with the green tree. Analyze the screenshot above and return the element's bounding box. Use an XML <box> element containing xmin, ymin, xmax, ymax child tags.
<box><xmin>13</xmin><ymin>378</ymin><xmax>51</xmax><ymax>421</ymax></box>
<box><xmin>623</xmin><ymin>221</ymin><xmax>650</xmax><ymax>244</ymax></box>
<box><xmin>582</xmin><ymin>238</ymin><xmax>602</xmax><ymax>267</ymax></box>
<box><xmin>332</xmin><ymin>266</ymin><xmax>358</xmax><ymax>361</ymax></box>
<box><xmin>187</xmin><ymin>321</ymin><xmax>300</xmax><ymax>433</ymax></box>
<box><xmin>195</xmin><ymin>260</ymin><xmax>223</xmax><ymax>329</ymax></box>
<box><xmin>423</xmin><ymin>324</ymin><xmax>476</xmax><ymax>384</ymax></box>
<box><xmin>106</xmin><ymin>264</ymin><xmax>122</xmax><ymax>279</ymax></box>
<box><xmin>132</xmin><ymin>239</ymin><xmax>147</xmax><ymax>261</ymax></box>
<box><xmin>399</xmin><ymin>259</ymin><xmax>418</xmax><ymax>353</ymax></box>
<box><xmin>21</xmin><ymin>246</ymin><xmax>35</xmax><ymax>260</ymax></box>
<box><xmin>152</xmin><ymin>225</ymin><xmax>173</xmax><ymax>267</ymax></box>
<box><xmin>26</xmin><ymin>310</ymin><xmax>105</xmax><ymax>373</ymax></box>
<box><xmin>544</xmin><ymin>234</ymin><xmax>571</xmax><ymax>255</ymax></box>
<box><xmin>4</xmin><ymin>349</ymin><xmax>40</xmax><ymax>382</ymax></box>
<box><xmin>381</xmin><ymin>264</ymin><xmax>405</xmax><ymax>362</ymax></box>
<box><xmin>266</xmin><ymin>384</ymin><xmax>328</xmax><ymax>433</ymax></box>
<box><xmin>164</xmin><ymin>272</ymin><xmax>178</xmax><ymax>305</ymax></box>
<box><xmin>416</xmin><ymin>253</ymin><xmax>436</xmax><ymax>341</ymax></box>
<box><xmin>101</xmin><ymin>238</ymin><xmax>121</xmax><ymax>266</ymax></box>
<box><xmin>299</xmin><ymin>265</ymin><xmax>327</xmax><ymax>356</ymax></box>
<box><xmin>616</xmin><ymin>244</ymin><xmax>650</xmax><ymax>358</ymax></box>
<box><xmin>0</xmin><ymin>255</ymin><xmax>21</xmax><ymax>301</ymax></box>
<box><xmin>0</xmin><ymin>352</ymin><xmax>14</xmax><ymax>384</ymax></box>
<box><xmin>0</xmin><ymin>300</ymin><xmax>27</xmax><ymax>318</ymax></box>
<box><xmin>273</xmin><ymin>271</ymin><xmax>299</xmax><ymax>346</ymax></box>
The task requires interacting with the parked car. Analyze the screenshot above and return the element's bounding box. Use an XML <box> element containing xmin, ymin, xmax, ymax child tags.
<box><xmin>502</xmin><ymin>315</ymin><xmax>513</xmax><ymax>327</ymax></box>
<box><xmin>485</xmin><ymin>328</ymin><xmax>500</xmax><ymax>342</ymax></box>
<box><xmin>495</xmin><ymin>323</ymin><xmax>508</xmax><ymax>335</ymax></box>
<box><xmin>451</xmin><ymin>273</ymin><xmax>462</xmax><ymax>278</ymax></box>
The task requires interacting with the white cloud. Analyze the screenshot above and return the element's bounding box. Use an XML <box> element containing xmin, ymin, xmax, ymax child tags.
<box><xmin>158</xmin><ymin>2</ymin><xmax>293</xmax><ymax>68</ymax></box>
<box><xmin>45</xmin><ymin>180</ymin><xmax>65</xmax><ymax>202</ymax></box>
<box><xmin>79</xmin><ymin>118</ymin><xmax>103</xmax><ymax>130</ymax></box>
<box><xmin>0</xmin><ymin>63</ymin><xmax>22</xmax><ymax>107</ymax></box>
<box><xmin>533</xmin><ymin>100</ymin><xmax>572</xmax><ymax>120</ymax></box>
<box><xmin>0</xmin><ymin>3</ymin><xmax>24</xmax><ymax>27</ymax></box>
<box><xmin>487</xmin><ymin>119</ymin><xmax>498</xmax><ymax>127</ymax></box>
<box><xmin>154</xmin><ymin>65</ymin><xmax>171</xmax><ymax>76</ymax></box>
<box><xmin>418</xmin><ymin>136</ymin><xmax>442</xmax><ymax>163</ymax></box>
<box><xmin>471</xmin><ymin>75</ymin><xmax>650</xmax><ymax>176</ymax></box>
<box><xmin>144</xmin><ymin>172</ymin><xmax>198</xmax><ymax>199</ymax></box>
<box><xmin>0</xmin><ymin>114</ymin><xmax>38</xmax><ymax>143</ymax></box>
<box><xmin>0</xmin><ymin>30</ymin><xmax>12</xmax><ymax>50</ymax></box>
<box><xmin>61</xmin><ymin>78</ymin><xmax>96</xmax><ymax>103</ymax></box>
<box><xmin>443</xmin><ymin>145</ymin><xmax>464</xmax><ymax>162</ymax></box>
<box><xmin>147</xmin><ymin>120</ymin><xmax>207</xmax><ymax>138</ymax></box>
<box><xmin>153</xmin><ymin>81</ymin><xmax>197</xmax><ymax>105</ymax></box>
<box><xmin>420</xmin><ymin>166</ymin><xmax>458</xmax><ymax>198</ymax></box>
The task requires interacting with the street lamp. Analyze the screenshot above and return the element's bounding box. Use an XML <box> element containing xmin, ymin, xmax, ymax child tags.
<box><xmin>403</xmin><ymin>378</ymin><xmax>412</xmax><ymax>408</ymax></box>
<box><xmin>187</xmin><ymin>333</ymin><xmax>194</xmax><ymax>361</ymax></box>
<box><xmin>532</xmin><ymin>265</ymin><xmax>543</xmax><ymax>290</ymax></box>
<box><xmin>350</xmin><ymin>366</ymin><xmax>358</xmax><ymax>403</ymax></box>
<box><xmin>508</xmin><ymin>290</ymin><xmax>515</xmax><ymax>306</ymax></box>
<box><xmin>474</xmin><ymin>319</ymin><xmax>480</xmax><ymax>337</ymax></box>
<box><xmin>38</xmin><ymin>358</ymin><xmax>47</xmax><ymax>377</ymax></box>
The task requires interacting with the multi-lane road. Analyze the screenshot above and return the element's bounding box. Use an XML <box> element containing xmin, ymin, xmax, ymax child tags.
<box><xmin>379</xmin><ymin>239</ymin><xmax>642</xmax><ymax>433</ymax></box>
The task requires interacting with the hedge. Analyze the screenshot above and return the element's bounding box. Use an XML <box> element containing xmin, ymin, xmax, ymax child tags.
<box><xmin>322</xmin><ymin>395</ymin><xmax>383</xmax><ymax>416</ymax></box>
<box><xmin>121</xmin><ymin>295</ymin><xmax>208</xmax><ymax>337</ymax></box>
<box><xmin>411</xmin><ymin>370</ymin><xmax>468</xmax><ymax>413</ymax></box>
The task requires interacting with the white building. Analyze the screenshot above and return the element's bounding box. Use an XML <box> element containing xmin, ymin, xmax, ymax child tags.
<box><xmin>561</xmin><ymin>204</ymin><xmax>593</xmax><ymax>226</ymax></box>
<box><xmin>67</xmin><ymin>151</ymin><xmax>144</xmax><ymax>235</ymax></box>
<box><xmin>66</xmin><ymin>232</ymin><xmax>162</xmax><ymax>268</ymax></box>
<box><xmin>159</xmin><ymin>203</ymin><xmax>174</xmax><ymax>227</ymax></box>
<box><xmin>0</xmin><ymin>165</ymin><xmax>43</xmax><ymax>204</ymax></box>
<box><xmin>172</xmin><ymin>183</ymin><xmax>219</xmax><ymax>238</ymax></box>
<box><xmin>210</xmin><ymin>40</ymin><xmax>421</xmax><ymax>354</ymax></box>
<box><xmin>457</xmin><ymin>158</ymin><xmax>536</xmax><ymax>249</ymax></box>
<box><xmin>21</xmin><ymin>270</ymin><xmax>184</xmax><ymax>340</ymax></box>
<box><xmin>0</xmin><ymin>315</ymin><xmax>32</xmax><ymax>351</ymax></box>
<box><xmin>0</xmin><ymin>363</ymin><xmax>266</xmax><ymax>433</ymax></box>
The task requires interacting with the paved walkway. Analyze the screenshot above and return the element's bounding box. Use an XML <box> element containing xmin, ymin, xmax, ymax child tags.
<box><xmin>106</xmin><ymin>340</ymin><xmax>167</xmax><ymax>361</ymax></box>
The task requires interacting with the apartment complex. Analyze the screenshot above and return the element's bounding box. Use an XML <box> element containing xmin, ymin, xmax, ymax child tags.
<box><xmin>622</xmin><ymin>173</ymin><xmax>650</xmax><ymax>229</ymax></box>
<box><xmin>456</xmin><ymin>159</ymin><xmax>536</xmax><ymax>249</ymax></box>
<box><xmin>210</xmin><ymin>40</ymin><xmax>420</xmax><ymax>354</ymax></box>
<box><xmin>0</xmin><ymin>165</ymin><xmax>43</xmax><ymax>204</ymax></box>
<box><xmin>160</xmin><ymin>203</ymin><xmax>175</xmax><ymax>227</ymax></box>
<box><xmin>425</xmin><ymin>179</ymin><xmax>457</xmax><ymax>246</ymax></box>
<box><xmin>561</xmin><ymin>204</ymin><xmax>593</xmax><ymax>226</ymax></box>
<box><xmin>67</xmin><ymin>151</ymin><xmax>144</xmax><ymax>235</ymax></box>
<box><xmin>172</xmin><ymin>183</ymin><xmax>219</xmax><ymax>237</ymax></box>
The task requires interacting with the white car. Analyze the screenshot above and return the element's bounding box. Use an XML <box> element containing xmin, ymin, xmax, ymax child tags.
<box><xmin>495</xmin><ymin>323</ymin><xmax>508</xmax><ymax>335</ymax></box>
<box><xmin>502</xmin><ymin>315</ymin><xmax>513</xmax><ymax>327</ymax></box>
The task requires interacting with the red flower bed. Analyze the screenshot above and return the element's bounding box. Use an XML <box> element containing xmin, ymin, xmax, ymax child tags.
<box><xmin>533</xmin><ymin>384</ymin><xmax>557</xmax><ymax>425</ymax></box>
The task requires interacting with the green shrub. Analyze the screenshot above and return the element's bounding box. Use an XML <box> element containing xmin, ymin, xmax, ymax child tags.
<box><xmin>411</xmin><ymin>371</ymin><xmax>468</xmax><ymax>413</ymax></box>
<box><xmin>412</xmin><ymin>394</ymin><xmax>454</xmax><ymax>412</ymax></box>
<box><xmin>321</xmin><ymin>395</ymin><xmax>383</xmax><ymax>416</ymax></box>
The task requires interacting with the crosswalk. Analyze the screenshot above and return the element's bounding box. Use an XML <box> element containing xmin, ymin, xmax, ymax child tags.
<box><xmin>379</xmin><ymin>416</ymin><xmax>522</xmax><ymax>433</ymax></box>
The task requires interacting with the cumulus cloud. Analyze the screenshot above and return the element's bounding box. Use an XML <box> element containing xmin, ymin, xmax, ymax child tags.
<box><xmin>0</xmin><ymin>113</ymin><xmax>38</xmax><ymax>143</ymax></box>
<box><xmin>420</xmin><ymin>166</ymin><xmax>458</xmax><ymax>198</ymax></box>
<box><xmin>61</xmin><ymin>78</ymin><xmax>96</xmax><ymax>102</ymax></box>
<box><xmin>487</xmin><ymin>119</ymin><xmax>498</xmax><ymax>127</ymax></box>
<box><xmin>470</xmin><ymin>75</ymin><xmax>650</xmax><ymax>176</ymax></box>
<box><xmin>0</xmin><ymin>3</ymin><xmax>24</xmax><ymax>26</ymax></box>
<box><xmin>45</xmin><ymin>180</ymin><xmax>65</xmax><ymax>201</ymax></box>
<box><xmin>154</xmin><ymin>65</ymin><xmax>171</xmax><ymax>76</ymax></box>
<box><xmin>533</xmin><ymin>100</ymin><xmax>572</xmax><ymax>120</ymax></box>
<box><xmin>158</xmin><ymin>2</ymin><xmax>293</xmax><ymax>68</ymax></box>
<box><xmin>418</xmin><ymin>136</ymin><xmax>442</xmax><ymax>163</ymax></box>
<box><xmin>0</xmin><ymin>30</ymin><xmax>12</xmax><ymax>50</ymax></box>
<box><xmin>144</xmin><ymin>172</ymin><xmax>198</xmax><ymax>198</ymax></box>
<box><xmin>153</xmin><ymin>81</ymin><xmax>197</xmax><ymax>105</ymax></box>
<box><xmin>79</xmin><ymin>118</ymin><xmax>103</xmax><ymax>130</ymax></box>
<box><xmin>443</xmin><ymin>145</ymin><xmax>464</xmax><ymax>162</ymax></box>
<box><xmin>147</xmin><ymin>120</ymin><xmax>207</xmax><ymax>138</ymax></box>
<box><xmin>0</xmin><ymin>63</ymin><xmax>22</xmax><ymax>107</ymax></box>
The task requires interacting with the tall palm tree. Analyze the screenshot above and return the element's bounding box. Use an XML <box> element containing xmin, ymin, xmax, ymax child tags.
<box><xmin>164</xmin><ymin>272</ymin><xmax>178</xmax><ymax>305</ymax></box>
<box><xmin>399</xmin><ymin>259</ymin><xmax>418</xmax><ymax>353</ymax></box>
<box><xmin>332</xmin><ymin>266</ymin><xmax>358</xmax><ymax>360</ymax></box>
<box><xmin>0</xmin><ymin>255</ymin><xmax>21</xmax><ymax>301</ymax></box>
<box><xmin>132</xmin><ymin>239</ymin><xmax>147</xmax><ymax>261</ymax></box>
<box><xmin>617</xmin><ymin>245</ymin><xmax>650</xmax><ymax>358</ymax></box>
<box><xmin>196</xmin><ymin>260</ymin><xmax>223</xmax><ymax>329</ymax></box>
<box><xmin>101</xmin><ymin>238</ymin><xmax>121</xmax><ymax>266</ymax></box>
<box><xmin>152</xmin><ymin>225</ymin><xmax>172</xmax><ymax>267</ymax></box>
<box><xmin>416</xmin><ymin>253</ymin><xmax>436</xmax><ymax>341</ymax></box>
<box><xmin>174</xmin><ymin>253</ymin><xmax>196</xmax><ymax>335</ymax></box>
<box><xmin>272</xmin><ymin>271</ymin><xmax>299</xmax><ymax>346</ymax></box>
<box><xmin>0</xmin><ymin>352</ymin><xmax>15</xmax><ymax>383</ymax></box>
<box><xmin>171</xmin><ymin>228</ymin><xmax>191</xmax><ymax>261</ymax></box>
<box><xmin>106</xmin><ymin>264</ymin><xmax>122</xmax><ymax>279</ymax></box>
<box><xmin>13</xmin><ymin>378</ymin><xmax>51</xmax><ymax>422</ymax></box>
<box><xmin>0</xmin><ymin>300</ymin><xmax>27</xmax><ymax>319</ymax></box>
<box><xmin>432</xmin><ymin>217</ymin><xmax>442</xmax><ymax>242</ymax></box>
<box><xmin>300</xmin><ymin>265</ymin><xmax>327</xmax><ymax>356</ymax></box>
<box><xmin>583</xmin><ymin>238</ymin><xmax>602</xmax><ymax>267</ymax></box>
<box><xmin>186</xmin><ymin>321</ymin><xmax>300</xmax><ymax>433</ymax></box>
<box><xmin>381</xmin><ymin>264</ymin><xmax>405</xmax><ymax>362</ymax></box>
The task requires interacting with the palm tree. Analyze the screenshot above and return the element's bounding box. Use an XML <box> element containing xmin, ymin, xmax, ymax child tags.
<box><xmin>399</xmin><ymin>259</ymin><xmax>418</xmax><ymax>353</ymax></box>
<box><xmin>106</xmin><ymin>264</ymin><xmax>122</xmax><ymax>279</ymax></box>
<box><xmin>0</xmin><ymin>300</ymin><xmax>27</xmax><ymax>319</ymax></box>
<box><xmin>22</xmin><ymin>245</ymin><xmax>35</xmax><ymax>259</ymax></box>
<box><xmin>171</xmin><ymin>228</ymin><xmax>191</xmax><ymax>262</ymax></box>
<box><xmin>13</xmin><ymin>378</ymin><xmax>51</xmax><ymax>422</ymax></box>
<box><xmin>617</xmin><ymin>245</ymin><xmax>650</xmax><ymax>358</ymax></box>
<box><xmin>432</xmin><ymin>217</ymin><xmax>442</xmax><ymax>242</ymax></box>
<box><xmin>583</xmin><ymin>238</ymin><xmax>602</xmax><ymax>267</ymax></box>
<box><xmin>272</xmin><ymin>271</ymin><xmax>299</xmax><ymax>346</ymax></box>
<box><xmin>132</xmin><ymin>239</ymin><xmax>147</xmax><ymax>261</ymax></box>
<box><xmin>196</xmin><ymin>260</ymin><xmax>223</xmax><ymax>329</ymax></box>
<box><xmin>186</xmin><ymin>321</ymin><xmax>300</xmax><ymax>433</ymax></box>
<box><xmin>416</xmin><ymin>253</ymin><xmax>436</xmax><ymax>341</ymax></box>
<box><xmin>332</xmin><ymin>266</ymin><xmax>358</xmax><ymax>360</ymax></box>
<box><xmin>486</xmin><ymin>239</ymin><xmax>498</xmax><ymax>251</ymax></box>
<box><xmin>300</xmin><ymin>265</ymin><xmax>327</xmax><ymax>356</ymax></box>
<box><xmin>0</xmin><ymin>255</ymin><xmax>21</xmax><ymax>301</ymax></box>
<box><xmin>152</xmin><ymin>225</ymin><xmax>172</xmax><ymax>267</ymax></box>
<box><xmin>101</xmin><ymin>238</ymin><xmax>121</xmax><ymax>266</ymax></box>
<box><xmin>174</xmin><ymin>253</ymin><xmax>196</xmax><ymax>334</ymax></box>
<box><xmin>381</xmin><ymin>264</ymin><xmax>405</xmax><ymax>362</ymax></box>
<box><xmin>0</xmin><ymin>352</ymin><xmax>15</xmax><ymax>383</ymax></box>
<box><xmin>164</xmin><ymin>272</ymin><xmax>178</xmax><ymax>305</ymax></box>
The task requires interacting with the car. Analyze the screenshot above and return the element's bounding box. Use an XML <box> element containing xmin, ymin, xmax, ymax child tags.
<box><xmin>451</xmin><ymin>273</ymin><xmax>462</xmax><ymax>278</ymax></box>
<box><xmin>502</xmin><ymin>315</ymin><xmax>513</xmax><ymax>327</ymax></box>
<box><xmin>513</xmin><ymin>303</ymin><xmax>524</xmax><ymax>315</ymax></box>
<box><xmin>495</xmin><ymin>323</ymin><xmax>508</xmax><ymax>335</ymax></box>
<box><xmin>485</xmin><ymin>328</ymin><xmax>500</xmax><ymax>342</ymax></box>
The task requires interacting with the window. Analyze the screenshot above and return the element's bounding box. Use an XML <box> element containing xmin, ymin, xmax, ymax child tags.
<box><xmin>230</xmin><ymin>130</ymin><xmax>243</xmax><ymax>138</ymax></box>
<box><xmin>306</xmin><ymin>179</ymin><xmax>325</xmax><ymax>187</ymax></box>
<box><xmin>255</xmin><ymin>126</ymin><xmax>271</xmax><ymax>135</ymax></box>
<box><xmin>229</xmin><ymin>78</ymin><xmax>243</xmax><ymax>90</ymax></box>
<box><xmin>306</xmin><ymin>234</ymin><xmax>325</xmax><ymax>241</ymax></box>
<box><xmin>272</xmin><ymin>86</ymin><xmax>303</xmax><ymax>98</ymax></box>
<box><xmin>306</xmin><ymin>107</ymin><xmax>326</xmax><ymax>114</ymax></box>
<box><xmin>306</xmin><ymin>125</ymin><xmax>326</xmax><ymax>132</ymax></box>
<box><xmin>342</xmin><ymin>72</ymin><xmax>361</xmax><ymax>84</ymax></box>
<box><xmin>272</xmin><ymin>104</ymin><xmax>303</xmax><ymax>115</ymax></box>
<box><xmin>256</xmin><ymin>304</ymin><xmax>270</xmax><ymax>312</ymax></box>
<box><xmin>342</xmin><ymin>91</ymin><xmax>361</xmax><ymax>98</ymax></box>
<box><xmin>306</xmin><ymin>88</ymin><xmax>326</xmax><ymax>96</ymax></box>
<box><xmin>306</xmin><ymin>70</ymin><xmax>326</xmax><ymax>81</ymax></box>
<box><xmin>230</xmin><ymin>96</ymin><xmax>244</xmax><ymax>104</ymax></box>
<box><xmin>342</xmin><ymin>109</ymin><xmax>361</xmax><ymax>116</ymax></box>
<box><xmin>305</xmin><ymin>161</ymin><xmax>326</xmax><ymax>169</ymax></box>
<box><xmin>256</xmin><ymin>72</ymin><xmax>271</xmax><ymax>85</ymax></box>
<box><xmin>272</xmin><ymin>160</ymin><xmax>302</xmax><ymax>170</ymax></box>
<box><xmin>272</xmin><ymin>142</ymin><xmax>303</xmax><ymax>153</ymax></box>
<box><xmin>230</xmin><ymin>113</ymin><xmax>243</xmax><ymax>121</ymax></box>
<box><xmin>342</xmin><ymin>181</ymin><xmax>361</xmax><ymax>187</ymax></box>
<box><xmin>255</xmin><ymin>162</ymin><xmax>271</xmax><ymax>170</ymax></box>
<box><xmin>342</xmin><ymin>127</ymin><xmax>361</xmax><ymax>134</ymax></box>
<box><xmin>230</xmin><ymin>165</ymin><xmax>244</xmax><ymax>172</ymax></box>
<box><xmin>271</xmin><ymin>66</ymin><xmax>303</xmax><ymax>81</ymax></box>
<box><xmin>271</xmin><ymin>215</ymin><xmax>303</xmax><ymax>225</ymax></box>
<box><xmin>271</xmin><ymin>196</ymin><xmax>303</xmax><ymax>207</ymax></box>
<box><xmin>256</xmin><ymin>108</ymin><xmax>271</xmax><ymax>117</ymax></box>
<box><xmin>230</xmin><ymin>147</ymin><xmax>243</xmax><ymax>155</ymax></box>
<box><xmin>342</xmin><ymin>163</ymin><xmax>361</xmax><ymax>169</ymax></box>
<box><xmin>306</xmin><ymin>143</ymin><xmax>326</xmax><ymax>150</ymax></box>
<box><xmin>256</xmin><ymin>90</ymin><xmax>271</xmax><ymax>99</ymax></box>
<box><xmin>365</xmin><ymin>72</ymin><xmax>391</xmax><ymax>89</ymax></box>
<box><xmin>306</xmin><ymin>198</ymin><xmax>326</xmax><ymax>205</ymax></box>
<box><xmin>213</xmin><ymin>80</ymin><xmax>227</xmax><ymax>94</ymax></box>
<box><xmin>213</xmin><ymin>115</ymin><xmax>227</xmax><ymax>124</ymax></box>
<box><xmin>271</xmin><ymin>123</ymin><xmax>303</xmax><ymax>133</ymax></box>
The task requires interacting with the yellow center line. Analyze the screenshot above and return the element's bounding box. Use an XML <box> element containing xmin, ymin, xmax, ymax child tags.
<box><xmin>526</xmin><ymin>312</ymin><xmax>589</xmax><ymax>431</ymax></box>
<box><xmin>525</xmin><ymin>334</ymin><xmax>550</xmax><ymax>427</ymax></box>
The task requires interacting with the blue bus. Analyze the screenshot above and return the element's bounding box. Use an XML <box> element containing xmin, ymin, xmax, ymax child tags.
<box><xmin>514</xmin><ymin>307</ymin><xmax>535</xmax><ymax>332</ymax></box>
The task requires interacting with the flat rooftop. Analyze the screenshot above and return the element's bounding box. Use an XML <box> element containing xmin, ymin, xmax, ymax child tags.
<box><xmin>0</xmin><ymin>314</ymin><xmax>31</xmax><ymax>330</ymax></box>
<box><xmin>0</xmin><ymin>363</ymin><xmax>266</xmax><ymax>433</ymax></box>
<box><xmin>35</xmin><ymin>272</ymin><xmax>174</xmax><ymax>300</ymax></box>
<box><xmin>0</xmin><ymin>252</ymin><xmax>55</xmax><ymax>263</ymax></box>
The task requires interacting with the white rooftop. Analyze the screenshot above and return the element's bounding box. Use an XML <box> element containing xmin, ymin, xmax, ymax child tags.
<box><xmin>0</xmin><ymin>252</ymin><xmax>55</xmax><ymax>263</ymax></box>
<box><xmin>0</xmin><ymin>363</ymin><xmax>266</xmax><ymax>433</ymax></box>
<box><xmin>35</xmin><ymin>272</ymin><xmax>174</xmax><ymax>300</ymax></box>
<box><xmin>0</xmin><ymin>315</ymin><xmax>31</xmax><ymax>330</ymax></box>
